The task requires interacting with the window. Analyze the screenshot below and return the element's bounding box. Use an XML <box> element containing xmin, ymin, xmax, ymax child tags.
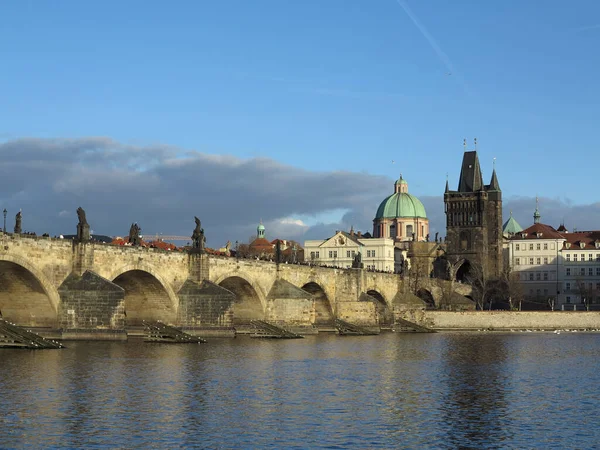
<box><xmin>406</xmin><ymin>224</ymin><xmax>413</xmax><ymax>236</ymax></box>
<box><xmin>581</xmin><ymin>268</ymin><xmax>585</xmax><ymax>276</ymax></box>
<box><xmin>516</xmin><ymin>244</ymin><xmax>520</xmax><ymax>251</ymax></box>
<box><xmin>581</xmin><ymin>254</ymin><xmax>585</xmax><ymax>261</ymax></box>
<box><xmin>536</xmin><ymin>257</ymin><xmax>541</xmax><ymax>265</ymax></box>
<box><xmin>316</xmin><ymin>251</ymin><xmax>320</xmax><ymax>258</ymax></box>
<box><xmin>597</xmin><ymin>254</ymin><xmax>600</xmax><ymax>262</ymax></box>
<box><xmin>544</xmin><ymin>243</ymin><xmax>548</xmax><ymax>250</ymax></box>
<box><xmin>596</xmin><ymin>282</ymin><xmax>600</xmax><ymax>291</ymax></box>
<box><xmin>567</xmin><ymin>254</ymin><xmax>571</xmax><ymax>262</ymax></box>
<box><xmin>544</xmin><ymin>272</ymin><xmax>548</xmax><ymax>281</ymax></box>
<box><xmin>529</xmin><ymin>258</ymin><xmax>534</xmax><ymax>265</ymax></box>
<box><xmin>366</xmin><ymin>250</ymin><xmax>371</xmax><ymax>257</ymax></box>
<box><xmin>329</xmin><ymin>251</ymin><xmax>333</xmax><ymax>258</ymax></box>
<box><xmin>537</xmin><ymin>243</ymin><xmax>541</xmax><ymax>250</ymax></box>
<box><xmin>536</xmin><ymin>272</ymin><xmax>541</xmax><ymax>281</ymax></box>
<box><xmin>566</xmin><ymin>296</ymin><xmax>571</xmax><ymax>304</ymax></box>
<box><xmin>597</xmin><ymin>267</ymin><xmax>600</xmax><ymax>276</ymax></box>
<box><xmin>590</xmin><ymin>268</ymin><xmax>594</xmax><ymax>276</ymax></box>
<box><xmin>347</xmin><ymin>250</ymin><xmax>351</xmax><ymax>258</ymax></box>
<box><xmin>529</xmin><ymin>244</ymin><xmax>534</xmax><ymax>250</ymax></box>
<box><xmin>566</xmin><ymin>268</ymin><xmax>571</xmax><ymax>276</ymax></box>
<box><xmin>371</xmin><ymin>250</ymin><xmax>376</xmax><ymax>257</ymax></box>
<box><xmin>310</xmin><ymin>252</ymin><xmax>315</xmax><ymax>260</ymax></box>
<box><xmin>574</xmin><ymin>254</ymin><xmax>578</xmax><ymax>262</ymax></box>
<box><xmin>333</xmin><ymin>251</ymin><xmax>337</xmax><ymax>258</ymax></box>
<box><xmin>543</xmin><ymin>257</ymin><xmax>548</xmax><ymax>264</ymax></box>
<box><xmin>590</xmin><ymin>254</ymin><xmax>594</xmax><ymax>261</ymax></box>
<box><xmin>566</xmin><ymin>282</ymin><xmax>571</xmax><ymax>291</ymax></box>
<box><xmin>529</xmin><ymin>273</ymin><xmax>534</xmax><ymax>281</ymax></box>
<box><xmin>515</xmin><ymin>258</ymin><xmax>520</xmax><ymax>265</ymax></box>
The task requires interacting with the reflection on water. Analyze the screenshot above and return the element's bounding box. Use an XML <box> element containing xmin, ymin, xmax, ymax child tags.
<box><xmin>439</xmin><ymin>335</ymin><xmax>511</xmax><ymax>449</ymax></box>
<box><xmin>2</xmin><ymin>333</ymin><xmax>600</xmax><ymax>448</ymax></box>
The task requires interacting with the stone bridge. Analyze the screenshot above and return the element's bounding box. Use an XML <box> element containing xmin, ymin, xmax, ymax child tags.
<box><xmin>0</xmin><ymin>234</ymin><xmax>472</xmax><ymax>338</ymax></box>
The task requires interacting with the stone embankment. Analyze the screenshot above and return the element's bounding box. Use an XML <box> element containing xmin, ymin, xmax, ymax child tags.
<box><xmin>397</xmin><ymin>310</ymin><xmax>600</xmax><ymax>331</ymax></box>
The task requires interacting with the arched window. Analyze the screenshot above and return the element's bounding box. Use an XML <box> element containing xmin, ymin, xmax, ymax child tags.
<box><xmin>406</xmin><ymin>224</ymin><xmax>414</xmax><ymax>237</ymax></box>
<box><xmin>389</xmin><ymin>224</ymin><xmax>396</xmax><ymax>238</ymax></box>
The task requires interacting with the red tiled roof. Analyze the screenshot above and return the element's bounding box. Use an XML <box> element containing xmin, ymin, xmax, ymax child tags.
<box><xmin>249</xmin><ymin>238</ymin><xmax>274</xmax><ymax>251</ymax></box>
<box><xmin>561</xmin><ymin>231</ymin><xmax>600</xmax><ymax>250</ymax></box>
<box><xmin>510</xmin><ymin>223</ymin><xmax>564</xmax><ymax>240</ymax></box>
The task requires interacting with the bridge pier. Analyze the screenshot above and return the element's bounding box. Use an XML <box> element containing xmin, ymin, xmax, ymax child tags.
<box><xmin>58</xmin><ymin>270</ymin><xmax>127</xmax><ymax>340</ymax></box>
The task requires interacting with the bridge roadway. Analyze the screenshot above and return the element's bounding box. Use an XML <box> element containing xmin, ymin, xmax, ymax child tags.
<box><xmin>0</xmin><ymin>233</ymin><xmax>471</xmax><ymax>337</ymax></box>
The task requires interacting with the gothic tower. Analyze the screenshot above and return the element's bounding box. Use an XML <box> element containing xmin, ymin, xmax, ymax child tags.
<box><xmin>444</xmin><ymin>144</ymin><xmax>503</xmax><ymax>279</ymax></box>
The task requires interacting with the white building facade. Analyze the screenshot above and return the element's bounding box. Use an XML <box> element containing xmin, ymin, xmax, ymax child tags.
<box><xmin>505</xmin><ymin>205</ymin><xmax>600</xmax><ymax>310</ymax></box>
<box><xmin>304</xmin><ymin>230</ymin><xmax>397</xmax><ymax>272</ymax></box>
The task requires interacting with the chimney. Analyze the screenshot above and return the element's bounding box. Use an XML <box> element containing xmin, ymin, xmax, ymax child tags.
<box><xmin>357</xmin><ymin>231</ymin><xmax>362</xmax><ymax>238</ymax></box>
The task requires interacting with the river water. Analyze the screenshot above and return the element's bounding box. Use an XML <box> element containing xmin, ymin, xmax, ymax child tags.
<box><xmin>1</xmin><ymin>332</ymin><xmax>599</xmax><ymax>449</ymax></box>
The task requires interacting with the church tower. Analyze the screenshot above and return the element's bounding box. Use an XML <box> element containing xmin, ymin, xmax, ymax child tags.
<box><xmin>444</xmin><ymin>141</ymin><xmax>503</xmax><ymax>279</ymax></box>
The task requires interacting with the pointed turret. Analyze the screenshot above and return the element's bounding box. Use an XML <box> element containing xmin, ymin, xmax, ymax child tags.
<box><xmin>445</xmin><ymin>175</ymin><xmax>449</xmax><ymax>193</ymax></box>
<box><xmin>457</xmin><ymin>151</ymin><xmax>484</xmax><ymax>192</ymax></box>
<box><xmin>489</xmin><ymin>168</ymin><xmax>500</xmax><ymax>191</ymax></box>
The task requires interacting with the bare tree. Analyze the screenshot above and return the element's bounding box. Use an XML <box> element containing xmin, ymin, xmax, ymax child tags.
<box><xmin>501</xmin><ymin>266</ymin><xmax>524</xmax><ymax>311</ymax></box>
<box><xmin>436</xmin><ymin>278</ymin><xmax>456</xmax><ymax>310</ymax></box>
<box><xmin>575</xmin><ymin>277</ymin><xmax>592</xmax><ymax>311</ymax></box>
<box><xmin>464</xmin><ymin>261</ymin><xmax>495</xmax><ymax>310</ymax></box>
<box><xmin>407</xmin><ymin>255</ymin><xmax>429</xmax><ymax>296</ymax></box>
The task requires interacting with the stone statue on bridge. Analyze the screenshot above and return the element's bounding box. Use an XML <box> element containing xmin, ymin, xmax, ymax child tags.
<box><xmin>129</xmin><ymin>223</ymin><xmax>141</xmax><ymax>246</ymax></box>
<box><xmin>14</xmin><ymin>211</ymin><xmax>22</xmax><ymax>234</ymax></box>
<box><xmin>192</xmin><ymin>216</ymin><xmax>205</xmax><ymax>253</ymax></box>
<box><xmin>76</xmin><ymin>207</ymin><xmax>90</xmax><ymax>242</ymax></box>
<box><xmin>275</xmin><ymin>240</ymin><xmax>282</xmax><ymax>264</ymax></box>
<box><xmin>352</xmin><ymin>251</ymin><xmax>364</xmax><ymax>269</ymax></box>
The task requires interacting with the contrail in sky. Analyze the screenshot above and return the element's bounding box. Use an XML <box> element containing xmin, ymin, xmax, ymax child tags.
<box><xmin>395</xmin><ymin>0</ymin><xmax>471</xmax><ymax>96</ymax></box>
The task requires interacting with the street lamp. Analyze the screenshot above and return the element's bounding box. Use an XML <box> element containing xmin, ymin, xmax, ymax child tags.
<box><xmin>3</xmin><ymin>209</ymin><xmax>6</xmax><ymax>233</ymax></box>
<box><xmin>235</xmin><ymin>240</ymin><xmax>239</xmax><ymax>261</ymax></box>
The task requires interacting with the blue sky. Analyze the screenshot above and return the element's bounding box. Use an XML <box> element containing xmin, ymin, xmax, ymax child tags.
<box><xmin>1</xmin><ymin>1</ymin><xmax>599</xmax><ymax>243</ymax></box>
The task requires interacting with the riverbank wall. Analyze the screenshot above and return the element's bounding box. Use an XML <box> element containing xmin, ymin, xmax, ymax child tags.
<box><xmin>398</xmin><ymin>310</ymin><xmax>600</xmax><ymax>331</ymax></box>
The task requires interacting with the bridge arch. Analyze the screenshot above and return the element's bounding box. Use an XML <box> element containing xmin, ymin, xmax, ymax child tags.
<box><xmin>0</xmin><ymin>254</ymin><xmax>60</xmax><ymax>327</ymax></box>
<box><xmin>366</xmin><ymin>289</ymin><xmax>393</xmax><ymax>327</ymax></box>
<box><xmin>108</xmin><ymin>263</ymin><xmax>179</xmax><ymax>326</ymax></box>
<box><xmin>215</xmin><ymin>274</ymin><xmax>266</xmax><ymax>326</ymax></box>
<box><xmin>454</xmin><ymin>259</ymin><xmax>471</xmax><ymax>283</ymax></box>
<box><xmin>302</xmin><ymin>281</ymin><xmax>334</xmax><ymax>328</ymax></box>
<box><xmin>416</xmin><ymin>288</ymin><xmax>436</xmax><ymax>308</ymax></box>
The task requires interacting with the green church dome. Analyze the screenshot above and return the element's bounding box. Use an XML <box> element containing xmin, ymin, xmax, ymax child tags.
<box><xmin>375</xmin><ymin>193</ymin><xmax>427</xmax><ymax>219</ymax></box>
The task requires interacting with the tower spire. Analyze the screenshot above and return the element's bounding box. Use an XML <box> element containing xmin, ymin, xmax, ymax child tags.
<box><xmin>533</xmin><ymin>196</ymin><xmax>541</xmax><ymax>224</ymax></box>
<box><xmin>445</xmin><ymin>173</ymin><xmax>449</xmax><ymax>193</ymax></box>
<box><xmin>489</xmin><ymin>157</ymin><xmax>500</xmax><ymax>191</ymax></box>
